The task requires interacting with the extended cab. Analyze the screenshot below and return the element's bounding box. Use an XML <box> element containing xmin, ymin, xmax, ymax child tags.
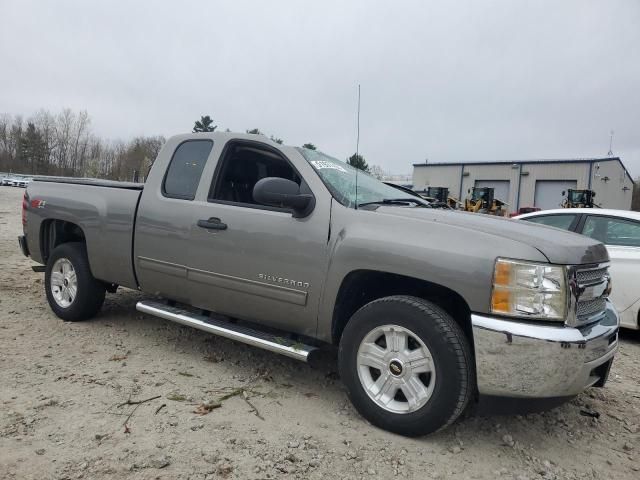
<box><xmin>19</xmin><ymin>132</ymin><xmax>619</xmax><ymax>436</ymax></box>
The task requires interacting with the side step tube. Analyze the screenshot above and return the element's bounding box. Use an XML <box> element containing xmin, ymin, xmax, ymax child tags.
<box><xmin>136</xmin><ymin>300</ymin><xmax>318</xmax><ymax>362</ymax></box>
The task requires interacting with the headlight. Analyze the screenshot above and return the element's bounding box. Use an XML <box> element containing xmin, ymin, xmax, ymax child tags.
<box><xmin>491</xmin><ymin>258</ymin><xmax>567</xmax><ymax>320</ymax></box>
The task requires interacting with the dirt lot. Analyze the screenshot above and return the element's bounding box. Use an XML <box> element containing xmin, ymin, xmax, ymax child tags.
<box><xmin>0</xmin><ymin>186</ymin><xmax>638</xmax><ymax>480</ymax></box>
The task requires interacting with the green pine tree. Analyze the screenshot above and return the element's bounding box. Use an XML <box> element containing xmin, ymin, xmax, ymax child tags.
<box><xmin>193</xmin><ymin>115</ymin><xmax>217</xmax><ymax>133</ymax></box>
<box><xmin>347</xmin><ymin>153</ymin><xmax>369</xmax><ymax>172</ymax></box>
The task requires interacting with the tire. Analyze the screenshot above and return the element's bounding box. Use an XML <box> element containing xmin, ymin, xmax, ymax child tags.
<box><xmin>45</xmin><ymin>242</ymin><xmax>106</xmax><ymax>321</ymax></box>
<box><xmin>338</xmin><ymin>295</ymin><xmax>473</xmax><ymax>436</ymax></box>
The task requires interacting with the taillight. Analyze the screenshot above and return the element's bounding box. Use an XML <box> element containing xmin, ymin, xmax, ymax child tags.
<box><xmin>22</xmin><ymin>191</ymin><xmax>28</xmax><ymax>226</ymax></box>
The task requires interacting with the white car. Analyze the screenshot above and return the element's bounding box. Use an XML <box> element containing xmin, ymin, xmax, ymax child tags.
<box><xmin>10</xmin><ymin>176</ymin><xmax>29</xmax><ymax>187</ymax></box>
<box><xmin>515</xmin><ymin>208</ymin><xmax>640</xmax><ymax>330</ymax></box>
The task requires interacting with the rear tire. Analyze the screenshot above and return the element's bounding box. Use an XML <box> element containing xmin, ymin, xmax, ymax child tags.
<box><xmin>338</xmin><ymin>295</ymin><xmax>473</xmax><ymax>436</ymax></box>
<box><xmin>45</xmin><ymin>242</ymin><xmax>105</xmax><ymax>321</ymax></box>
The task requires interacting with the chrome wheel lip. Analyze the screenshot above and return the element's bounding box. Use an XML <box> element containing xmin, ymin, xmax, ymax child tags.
<box><xmin>50</xmin><ymin>258</ymin><xmax>77</xmax><ymax>308</ymax></box>
<box><xmin>356</xmin><ymin>324</ymin><xmax>436</xmax><ymax>414</ymax></box>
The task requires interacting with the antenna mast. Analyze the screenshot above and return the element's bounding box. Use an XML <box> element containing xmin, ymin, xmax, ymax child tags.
<box><xmin>607</xmin><ymin>130</ymin><xmax>614</xmax><ymax>157</ymax></box>
<box><xmin>355</xmin><ymin>84</ymin><xmax>361</xmax><ymax>209</ymax></box>
<box><xmin>356</xmin><ymin>84</ymin><xmax>361</xmax><ymax>157</ymax></box>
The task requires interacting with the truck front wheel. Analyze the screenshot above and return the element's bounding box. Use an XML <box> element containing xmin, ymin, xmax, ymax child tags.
<box><xmin>338</xmin><ymin>295</ymin><xmax>473</xmax><ymax>436</ymax></box>
<box><xmin>45</xmin><ymin>242</ymin><xmax>106</xmax><ymax>321</ymax></box>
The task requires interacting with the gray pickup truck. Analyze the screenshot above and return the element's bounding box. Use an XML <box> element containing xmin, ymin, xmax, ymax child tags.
<box><xmin>19</xmin><ymin>132</ymin><xmax>618</xmax><ymax>436</ymax></box>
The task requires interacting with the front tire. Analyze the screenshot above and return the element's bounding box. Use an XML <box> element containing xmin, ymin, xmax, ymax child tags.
<box><xmin>338</xmin><ymin>295</ymin><xmax>473</xmax><ymax>436</ymax></box>
<box><xmin>45</xmin><ymin>242</ymin><xmax>106</xmax><ymax>321</ymax></box>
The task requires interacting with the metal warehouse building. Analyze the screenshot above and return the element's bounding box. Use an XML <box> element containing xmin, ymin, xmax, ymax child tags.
<box><xmin>412</xmin><ymin>157</ymin><xmax>634</xmax><ymax>213</ymax></box>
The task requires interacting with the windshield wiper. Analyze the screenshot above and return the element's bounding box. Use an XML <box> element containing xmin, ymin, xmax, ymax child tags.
<box><xmin>358</xmin><ymin>198</ymin><xmax>430</xmax><ymax>208</ymax></box>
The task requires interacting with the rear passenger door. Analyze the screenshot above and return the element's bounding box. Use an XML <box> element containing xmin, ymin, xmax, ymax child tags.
<box><xmin>135</xmin><ymin>138</ymin><xmax>215</xmax><ymax>304</ymax></box>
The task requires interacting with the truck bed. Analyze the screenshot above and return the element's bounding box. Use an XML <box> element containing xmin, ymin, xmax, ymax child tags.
<box><xmin>25</xmin><ymin>178</ymin><xmax>143</xmax><ymax>289</ymax></box>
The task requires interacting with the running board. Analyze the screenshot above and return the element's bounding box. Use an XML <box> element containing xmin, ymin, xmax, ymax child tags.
<box><xmin>136</xmin><ymin>300</ymin><xmax>318</xmax><ymax>362</ymax></box>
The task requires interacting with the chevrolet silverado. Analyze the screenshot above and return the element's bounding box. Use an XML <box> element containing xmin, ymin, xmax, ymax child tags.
<box><xmin>18</xmin><ymin>132</ymin><xmax>619</xmax><ymax>436</ymax></box>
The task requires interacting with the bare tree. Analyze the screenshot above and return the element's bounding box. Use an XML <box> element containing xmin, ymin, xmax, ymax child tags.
<box><xmin>369</xmin><ymin>165</ymin><xmax>385</xmax><ymax>180</ymax></box>
<box><xmin>55</xmin><ymin>109</ymin><xmax>74</xmax><ymax>172</ymax></box>
<box><xmin>0</xmin><ymin>107</ymin><xmax>165</xmax><ymax>180</ymax></box>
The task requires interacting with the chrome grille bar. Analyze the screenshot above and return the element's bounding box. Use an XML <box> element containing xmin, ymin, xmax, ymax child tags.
<box><xmin>567</xmin><ymin>263</ymin><xmax>610</xmax><ymax>327</ymax></box>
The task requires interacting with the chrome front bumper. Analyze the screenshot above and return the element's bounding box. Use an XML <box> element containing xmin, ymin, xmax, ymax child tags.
<box><xmin>472</xmin><ymin>300</ymin><xmax>619</xmax><ymax>398</ymax></box>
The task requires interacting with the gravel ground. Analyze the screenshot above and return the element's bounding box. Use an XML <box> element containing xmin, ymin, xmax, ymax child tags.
<box><xmin>1</xmin><ymin>185</ymin><xmax>639</xmax><ymax>480</ymax></box>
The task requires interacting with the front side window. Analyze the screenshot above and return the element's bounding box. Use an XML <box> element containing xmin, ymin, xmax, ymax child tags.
<box><xmin>163</xmin><ymin>140</ymin><xmax>213</xmax><ymax>200</ymax></box>
<box><xmin>211</xmin><ymin>143</ymin><xmax>301</xmax><ymax>206</ymax></box>
<box><xmin>582</xmin><ymin>216</ymin><xmax>640</xmax><ymax>247</ymax></box>
<box><xmin>297</xmin><ymin>148</ymin><xmax>416</xmax><ymax>208</ymax></box>
<box><xmin>523</xmin><ymin>214</ymin><xmax>577</xmax><ymax>231</ymax></box>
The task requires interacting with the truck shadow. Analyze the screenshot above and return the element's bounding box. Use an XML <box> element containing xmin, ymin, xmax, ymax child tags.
<box><xmin>95</xmin><ymin>289</ymin><xmax>633</xmax><ymax>448</ymax></box>
<box><xmin>619</xmin><ymin>327</ymin><xmax>640</xmax><ymax>344</ymax></box>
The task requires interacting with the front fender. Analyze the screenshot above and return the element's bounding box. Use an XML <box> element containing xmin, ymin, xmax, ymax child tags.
<box><xmin>316</xmin><ymin>204</ymin><xmax>547</xmax><ymax>341</ymax></box>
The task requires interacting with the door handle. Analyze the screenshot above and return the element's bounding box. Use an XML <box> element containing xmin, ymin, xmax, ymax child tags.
<box><xmin>197</xmin><ymin>217</ymin><xmax>227</xmax><ymax>230</ymax></box>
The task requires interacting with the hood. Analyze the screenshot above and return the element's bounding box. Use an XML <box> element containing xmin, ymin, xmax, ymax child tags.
<box><xmin>371</xmin><ymin>206</ymin><xmax>609</xmax><ymax>265</ymax></box>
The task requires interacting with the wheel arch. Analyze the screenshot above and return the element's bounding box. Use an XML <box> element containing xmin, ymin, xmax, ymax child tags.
<box><xmin>40</xmin><ymin>219</ymin><xmax>86</xmax><ymax>264</ymax></box>
<box><xmin>331</xmin><ymin>269</ymin><xmax>474</xmax><ymax>348</ymax></box>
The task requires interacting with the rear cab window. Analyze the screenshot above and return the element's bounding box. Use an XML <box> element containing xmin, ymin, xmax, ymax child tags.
<box><xmin>162</xmin><ymin>140</ymin><xmax>214</xmax><ymax>200</ymax></box>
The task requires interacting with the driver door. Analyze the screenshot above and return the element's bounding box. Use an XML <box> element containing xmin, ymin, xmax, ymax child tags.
<box><xmin>184</xmin><ymin>140</ymin><xmax>331</xmax><ymax>337</ymax></box>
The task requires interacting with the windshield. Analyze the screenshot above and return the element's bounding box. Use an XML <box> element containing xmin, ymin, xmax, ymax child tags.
<box><xmin>297</xmin><ymin>148</ymin><xmax>417</xmax><ymax>208</ymax></box>
<box><xmin>471</xmin><ymin>188</ymin><xmax>489</xmax><ymax>201</ymax></box>
<box><xmin>569</xmin><ymin>191</ymin><xmax>586</xmax><ymax>203</ymax></box>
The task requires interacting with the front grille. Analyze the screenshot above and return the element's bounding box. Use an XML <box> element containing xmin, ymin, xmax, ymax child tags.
<box><xmin>576</xmin><ymin>297</ymin><xmax>607</xmax><ymax>318</ymax></box>
<box><xmin>573</xmin><ymin>265</ymin><xmax>609</xmax><ymax>325</ymax></box>
<box><xmin>576</xmin><ymin>267</ymin><xmax>608</xmax><ymax>285</ymax></box>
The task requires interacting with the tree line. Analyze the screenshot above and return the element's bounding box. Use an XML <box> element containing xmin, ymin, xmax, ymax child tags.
<box><xmin>0</xmin><ymin>109</ymin><xmax>165</xmax><ymax>181</ymax></box>
<box><xmin>0</xmin><ymin>109</ymin><xmax>382</xmax><ymax>182</ymax></box>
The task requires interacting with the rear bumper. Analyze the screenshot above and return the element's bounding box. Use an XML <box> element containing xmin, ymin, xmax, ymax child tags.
<box><xmin>472</xmin><ymin>300</ymin><xmax>618</xmax><ymax>398</ymax></box>
<box><xmin>18</xmin><ymin>235</ymin><xmax>29</xmax><ymax>257</ymax></box>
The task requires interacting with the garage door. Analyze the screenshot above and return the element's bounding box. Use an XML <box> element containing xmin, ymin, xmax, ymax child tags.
<box><xmin>474</xmin><ymin>180</ymin><xmax>510</xmax><ymax>203</ymax></box>
<box><xmin>534</xmin><ymin>180</ymin><xmax>576</xmax><ymax>210</ymax></box>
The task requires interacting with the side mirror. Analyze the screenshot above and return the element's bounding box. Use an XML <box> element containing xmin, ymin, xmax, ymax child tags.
<box><xmin>253</xmin><ymin>177</ymin><xmax>314</xmax><ymax>218</ymax></box>
<box><xmin>561</xmin><ymin>190</ymin><xmax>566</xmax><ymax>196</ymax></box>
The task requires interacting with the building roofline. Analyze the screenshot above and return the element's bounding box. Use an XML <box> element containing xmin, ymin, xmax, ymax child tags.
<box><xmin>412</xmin><ymin>157</ymin><xmax>635</xmax><ymax>184</ymax></box>
<box><xmin>412</xmin><ymin>157</ymin><xmax>620</xmax><ymax>167</ymax></box>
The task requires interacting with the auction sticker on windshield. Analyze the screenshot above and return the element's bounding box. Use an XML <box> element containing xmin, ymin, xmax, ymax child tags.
<box><xmin>310</xmin><ymin>160</ymin><xmax>347</xmax><ymax>173</ymax></box>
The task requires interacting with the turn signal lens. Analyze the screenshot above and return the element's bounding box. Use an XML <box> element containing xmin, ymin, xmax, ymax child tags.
<box><xmin>491</xmin><ymin>289</ymin><xmax>511</xmax><ymax>313</ymax></box>
<box><xmin>490</xmin><ymin>259</ymin><xmax>567</xmax><ymax>320</ymax></box>
<box><xmin>494</xmin><ymin>261</ymin><xmax>511</xmax><ymax>287</ymax></box>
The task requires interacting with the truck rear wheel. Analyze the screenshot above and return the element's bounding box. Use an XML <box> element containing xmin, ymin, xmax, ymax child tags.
<box><xmin>338</xmin><ymin>295</ymin><xmax>473</xmax><ymax>436</ymax></box>
<box><xmin>45</xmin><ymin>242</ymin><xmax>105</xmax><ymax>321</ymax></box>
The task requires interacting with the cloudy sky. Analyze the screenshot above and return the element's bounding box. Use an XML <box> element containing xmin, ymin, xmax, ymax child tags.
<box><xmin>1</xmin><ymin>0</ymin><xmax>639</xmax><ymax>176</ymax></box>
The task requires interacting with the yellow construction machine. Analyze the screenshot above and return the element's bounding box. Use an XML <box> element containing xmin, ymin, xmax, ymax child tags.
<box><xmin>464</xmin><ymin>187</ymin><xmax>508</xmax><ymax>216</ymax></box>
<box><xmin>561</xmin><ymin>189</ymin><xmax>598</xmax><ymax>208</ymax></box>
<box><xmin>422</xmin><ymin>187</ymin><xmax>462</xmax><ymax>209</ymax></box>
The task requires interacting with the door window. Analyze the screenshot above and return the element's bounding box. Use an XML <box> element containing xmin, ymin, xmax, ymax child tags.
<box><xmin>210</xmin><ymin>142</ymin><xmax>301</xmax><ymax>207</ymax></box>
<box><xmin>582</xmin><ymin>216</ymin><xmax>640</xmax><ymax>247</ymax></box>
<box><xmin>523</xmin><ymin>214</ymin><xmax>577</xmax><ymax>231</ymax></box>
<box><xmin>163</xmin><ymin>140</ymin><xmax>213</xmax><ymax>200</ymax></box>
